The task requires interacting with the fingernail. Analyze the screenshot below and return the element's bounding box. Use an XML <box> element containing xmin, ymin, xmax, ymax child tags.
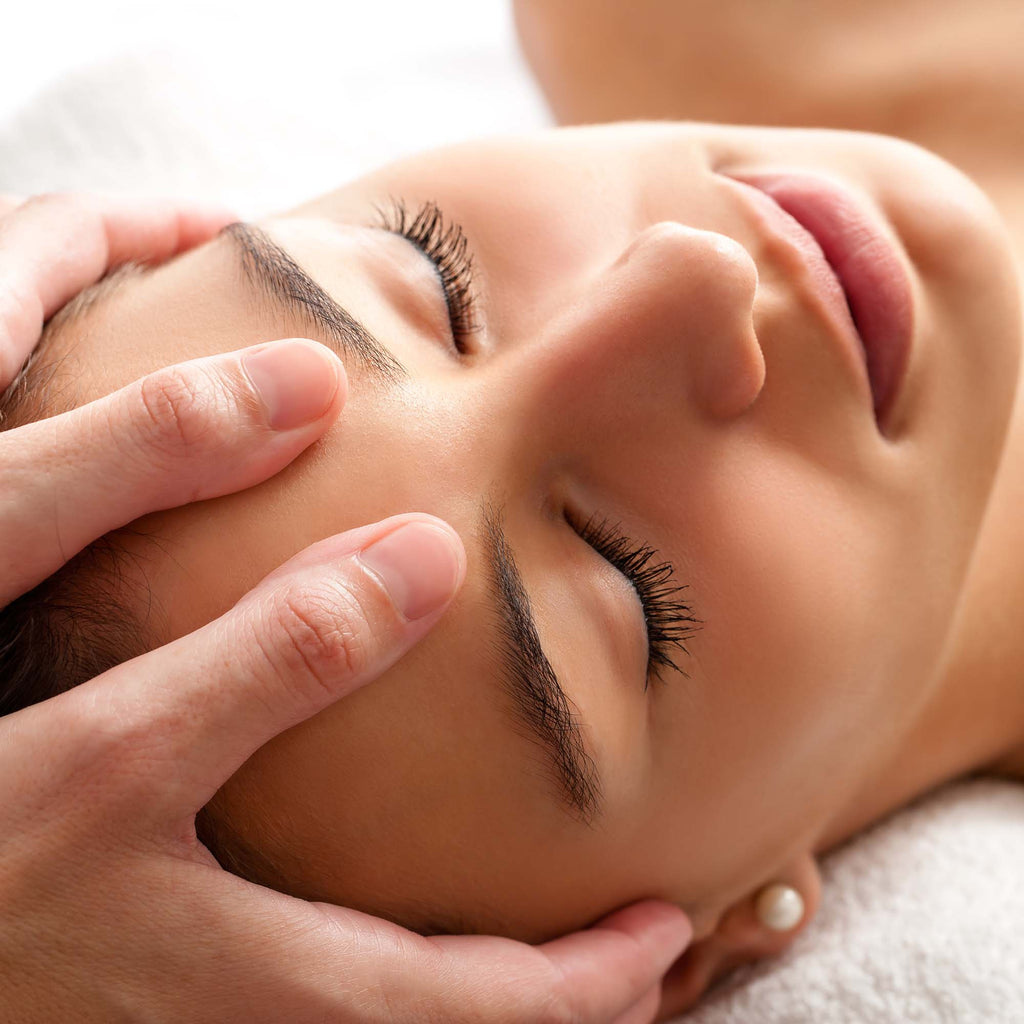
<box><xmin>242</xmin><ymin>339</ymin><xmax>342</xmax><ymax>430</ymax></box>
<box><xmin>358</xmin><ymin>521</ymin><xmax>465</xmax><ymax>621</ymax></box>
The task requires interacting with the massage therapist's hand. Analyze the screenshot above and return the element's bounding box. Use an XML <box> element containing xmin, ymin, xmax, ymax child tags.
<box><xmin>0</xmin><ymin>512</ymin><xmax>692</xmax><ymax>1024</ymax></box>
<box><xmin>0</xmin><ymin>194</ymin><xmax>694</xmax><ymax>1022</ymax></box>
<box><xmin>0</xmin><ymin>191</ymin><xmax>236</xmax><ymax>391</ymax></box>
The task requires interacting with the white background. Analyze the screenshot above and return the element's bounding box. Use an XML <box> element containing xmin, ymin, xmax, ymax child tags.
<box><xmin>0</xmin><ymin>0</ymin><xmax>550</xmax><ymax>212</ymax></box>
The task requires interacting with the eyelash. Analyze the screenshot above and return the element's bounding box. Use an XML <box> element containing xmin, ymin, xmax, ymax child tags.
<box><xmin>375</xmin><ymin>198</ymin><xmax>480</xmax><ymax>354</ymax></box>
<box><xmin>573</xmin><ymin>514</ymin><xmax>702</xmax><ymax>688</ymax></box>
<box><xmin>377</xmin><ymin>199</ymin><xmax>697</xmax><ymax>685</ymax></box>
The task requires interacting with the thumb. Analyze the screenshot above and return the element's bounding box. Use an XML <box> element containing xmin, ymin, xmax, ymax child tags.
<box><xmin>68</xmin><ymin>513</ymin><xmax>466</xmax><ymax>819</ymax></box>
<box><xmin>0</xmin><ymin>338</ymin><xmax>345</xmax><ymax>604</ymax></box>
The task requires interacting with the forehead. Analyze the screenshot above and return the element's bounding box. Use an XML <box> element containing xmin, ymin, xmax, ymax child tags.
<box><xmin>46</xmin><ymin>239</ymin><xmax>258</xmax><ymax>407</ymax></box>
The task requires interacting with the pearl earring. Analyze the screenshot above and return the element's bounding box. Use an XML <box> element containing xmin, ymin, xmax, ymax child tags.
<box><xmin>754</xmin><ymin>883</ymin><xmax>805</xmax><ymax>932</ymax></box>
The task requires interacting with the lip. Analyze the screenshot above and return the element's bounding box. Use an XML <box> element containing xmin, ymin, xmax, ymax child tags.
<box><xmin>721</xmin><ymin>171</ymin><xmax>914</xmax><ymax>433</ymax></box>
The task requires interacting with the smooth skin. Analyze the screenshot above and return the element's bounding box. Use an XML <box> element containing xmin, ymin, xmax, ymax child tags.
<box><xmin>0</xmin><ymin>195</ymin><xmax>692</xmax><ymax>1024</ymax></box>
<box><xmin>512</xmin><ymin>0</ymin><xmax>1024</xmax><ymax>188</ymax></box>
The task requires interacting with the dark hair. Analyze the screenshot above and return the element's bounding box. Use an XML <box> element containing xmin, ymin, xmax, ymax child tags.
<box><xmin>0</xmin><ymin>272</ymin><xmax>147</xmax><ymax>717</ymax></box>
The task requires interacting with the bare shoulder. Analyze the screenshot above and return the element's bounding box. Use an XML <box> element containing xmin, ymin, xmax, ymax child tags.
<box><xmin>514</xmin><ymin>0</ymin><xmax>1024</xmax><ymax>176</ymax></box>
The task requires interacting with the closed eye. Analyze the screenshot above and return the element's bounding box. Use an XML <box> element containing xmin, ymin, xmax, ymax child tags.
<box><xmin>375</xmin><ymin>198</ymin><xmax>481</xmax><ymax>355</ymax></box>
<box><xmin>570</xmin><ymin>512</ymin><xmax>702</xmax><ymax>689</ymax></box>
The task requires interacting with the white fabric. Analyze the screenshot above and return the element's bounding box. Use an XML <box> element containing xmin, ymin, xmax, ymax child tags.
<box><xmin>3</xmin><ymin>4</ymin><xmax>1022</xmax><ymax>1020</ymax></box>
<box><xmin>0</xmin><ymin>1</ymin><xmax>550</xmax><ymax>213</ymax></box>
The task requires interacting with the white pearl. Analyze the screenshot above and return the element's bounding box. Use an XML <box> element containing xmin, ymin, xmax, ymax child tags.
<box><xmin>755</xmin><ymin>884</ymin><xmax>805</xmax><ymax>931</ymax></box>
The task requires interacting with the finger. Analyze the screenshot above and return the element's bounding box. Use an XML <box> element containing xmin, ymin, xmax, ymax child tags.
<box><xmin>653</xmin><ymin>943</ymin><xmax>716</xmax><ymax>1021</ymax></box>
<box><xmin>0</xmin><ymin>193</ymin><xmax>235</xmax><ymax>388</ymax></box>
<box><xmin>612</xmin><ymin>985</ymin><xmax>661</xmax><ymax>1024</ymax></box>
<box><xmin>196</xmin><ymin>896</ymin><xmax>685</xmax><ymax>1024</ymax></box>
<box><xmin>69</xmin><ymin>513</ymin><xmax>466</xmax><ymax>818</ymax></box>
<box><xmin>538</xmin><ymin>901</ymin><xmax>694</xmax><ymax>1022</ymax></box>
<box><xmin>101</xmin><ymin>884</ymin><xmax>686</xmax><ymax>1023</ymax></box>
<box><xmin>0</xmin><ymin>338</ymin><xmax>345</xmax><ymax>604</ymax></box>
<box><xmin>0</xmin><ymin>194</ymin><xmax>26</xmax><ymax>216</ymax></box>
<box><xmin>424</xmin><ymin>900</ymin><xmax>693</xmax><ymax>1023</ymax></box>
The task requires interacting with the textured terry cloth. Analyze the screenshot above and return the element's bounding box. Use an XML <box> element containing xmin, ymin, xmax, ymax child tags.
<box><xmin>676</xmin><ymin>778</ymin><xmax>1024</xmax><ymax>1023</ymax></box>
<box><xmin>1</xmin><ymin>9</ymin><xmax>1023</xmax><ymax>1022</ymax></box>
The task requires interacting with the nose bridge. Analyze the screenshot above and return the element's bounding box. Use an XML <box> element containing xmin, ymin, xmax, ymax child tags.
<box><xmin>517</xmin><ymin>222</ymin><xmax>765</xmax><ymax>455</ymax></box>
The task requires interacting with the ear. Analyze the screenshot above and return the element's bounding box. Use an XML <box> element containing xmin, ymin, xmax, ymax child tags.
<box><xmin>657</xmin><ymin>852</ymin><xmax>823</xmax><ymax>1018</ymax></box>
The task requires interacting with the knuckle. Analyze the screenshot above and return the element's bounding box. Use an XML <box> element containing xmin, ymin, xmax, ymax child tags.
<box><xmin>262</xmin><ymin>579</ymin><xmax>378</xmax><ymax>690</ymax></box>
<box><xmin>134</xmin><ymin>364</ymin><xmax>218</xmax><ymax>456</ymax></box>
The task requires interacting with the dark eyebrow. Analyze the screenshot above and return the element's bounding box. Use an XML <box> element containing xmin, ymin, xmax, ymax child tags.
<box><xmin>481</xmin><ymin>502</ymin><xmax>602</xmax><ymax>823</ymax></box>
<box><xmin>222</xmin><ymin>223</ymin><xmax>600</xmax><ymax>818</ymax></box>
<box><xmin>220</xmin><ymin>222</ymin><xmax>408</xmax><ymax>385</ymax></box>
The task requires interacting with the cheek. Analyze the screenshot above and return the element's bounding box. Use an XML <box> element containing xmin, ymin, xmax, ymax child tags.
<box><xmin>706</xmin><ymin>464</ymin><xmax>931</xmax><ymax>759</ymax></box>
<box><xmin>642</xmin><ymin>449</ymin><xmax>950</xmax><ymax>902</ymax></box>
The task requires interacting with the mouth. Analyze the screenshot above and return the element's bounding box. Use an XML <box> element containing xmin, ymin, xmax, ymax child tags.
<box><xmin>721</xmin><ymin>171</ymin><xmax>914</xmax><ymax>434</ymax></box>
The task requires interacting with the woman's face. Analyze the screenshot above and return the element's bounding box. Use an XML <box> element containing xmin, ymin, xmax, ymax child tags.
<box><xmin>61</xmin><ymin>123</ymin><xmax>1021</xmax><ymax>940</ymax></box>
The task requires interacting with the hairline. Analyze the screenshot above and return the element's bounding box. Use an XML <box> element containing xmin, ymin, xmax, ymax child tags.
<box><xmin>0</xmin><ymin>262</ymin><xmax>145</xmax><ymax>430</ymax></box>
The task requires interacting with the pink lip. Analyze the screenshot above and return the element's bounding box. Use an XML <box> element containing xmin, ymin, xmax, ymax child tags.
<box><xmin>724</xmin><ymin>171</ymin><xmax>914</xmax><ymax>433</ymax></box>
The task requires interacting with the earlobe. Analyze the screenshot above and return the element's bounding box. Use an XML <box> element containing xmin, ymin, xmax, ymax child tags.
<box><xmin>720</xmin><ymin>853</ymin><xmax>822</xmax><ymax>953</ymax></box>
<box><xmin>657</xmin><ymin>853</ymin><xmax>823</xmax><ymax>1018</ymax></box>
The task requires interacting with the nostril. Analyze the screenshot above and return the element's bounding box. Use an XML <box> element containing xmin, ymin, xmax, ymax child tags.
<box><xmin>696</xmin><ymin>318</ymin><xmax>766</xmax><ymax>422</ymax></box>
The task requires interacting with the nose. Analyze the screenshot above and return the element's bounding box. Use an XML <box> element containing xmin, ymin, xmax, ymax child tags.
<box><xmin>520</xmin><ymin>222</ymin><xmax>765</xmax><ymax>439</ymax></box>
